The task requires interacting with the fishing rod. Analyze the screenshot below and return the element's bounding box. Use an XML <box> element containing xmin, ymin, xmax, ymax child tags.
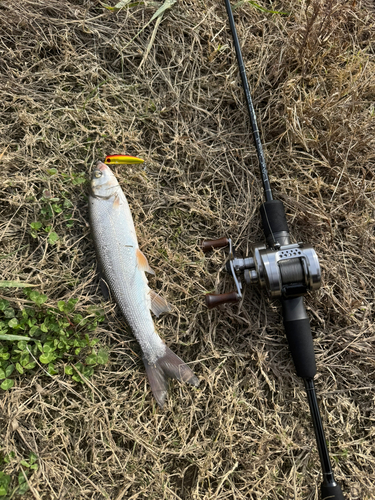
<box><xmin>201</xmin><ymin>2</ymin><xmax>345</xmax><ymax>499</ymax></box>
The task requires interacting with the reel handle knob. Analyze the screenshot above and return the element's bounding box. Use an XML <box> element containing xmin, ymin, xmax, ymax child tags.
<box><xmin>201</xmin><ymin>237</ymin><xmax>229</xmax><ymax>253</ymax></box>
<box><xmin>205</xmin><ymin>291</ymin><xmax>240</xmax><ymax>309</ymax></box>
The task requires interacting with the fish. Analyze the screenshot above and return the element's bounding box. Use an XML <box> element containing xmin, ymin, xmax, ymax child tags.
<box><xmin>88</xmin><ymin>161</ymin><xmax>199</xmax><ymax>407</ymax></box>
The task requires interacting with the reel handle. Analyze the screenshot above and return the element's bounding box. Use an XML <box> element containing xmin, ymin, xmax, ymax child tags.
<box><xmin>201</xmin><ymin>237</ymin><xmax>229</xmax><ymax>253</ymax></box>
<box><xmin>205</xmin><ymin>291</ymin><xmax>240</xmax><ymax>309</ymax></box>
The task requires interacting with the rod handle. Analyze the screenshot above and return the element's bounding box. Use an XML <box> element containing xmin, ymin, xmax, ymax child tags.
<box><xmin>321</xmin><ymin>480</ymin><xmax>345</xmax><ymax>500</ymax></box>
<box><xmin>205</xmin><ymin>291</ymin><xmax>239</xmax><ymax>309</ymax></box>
<box><xmin>201</xmin><ymin>237</ymin><xmax>229</xmax><ymax>253</ymax></box>
<box><xmin>282</xmin><ymin>297</ymin><xmax>317</xmax><ymax>379</ymax></box>
<box><xmin>260</xmin><ymin>200</ymin><xmax>290</xmax><ymax>247</ymax></box>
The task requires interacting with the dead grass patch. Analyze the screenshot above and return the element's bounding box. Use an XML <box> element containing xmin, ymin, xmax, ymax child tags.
<box><xmin>0</xmin><ymin>0</ymin><xmax>374</xmax><ymax>498</ymax></box>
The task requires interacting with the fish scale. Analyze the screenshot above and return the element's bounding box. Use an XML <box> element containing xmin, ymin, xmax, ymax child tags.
<box><xmin>89</xmin><ymin>161</ymin><xmax>199</xmax><ymax>407</ymax></box>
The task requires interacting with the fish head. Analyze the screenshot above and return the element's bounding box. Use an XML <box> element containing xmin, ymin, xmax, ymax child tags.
<box><xmin>91</xmin><ymin>161</ymin><xmax>119</xmax><ymax>198</ymax></box>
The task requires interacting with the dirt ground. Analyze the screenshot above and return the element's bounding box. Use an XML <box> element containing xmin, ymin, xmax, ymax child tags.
<box><xmin>0</xmin><ymin>0</ymin><xmax>374</xmax><ymax>499</ymax></box>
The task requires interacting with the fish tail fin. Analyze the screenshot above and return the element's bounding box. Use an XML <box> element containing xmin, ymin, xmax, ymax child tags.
<box><xmin>143</xmin><ymin>346</ymin><xmax>199</xmax><ymax>408</ymax></box>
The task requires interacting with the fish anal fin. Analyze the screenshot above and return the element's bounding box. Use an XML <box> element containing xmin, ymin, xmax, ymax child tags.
<box><xmin>143</xmin><ymin>346</ymin><xmax>199</xmax><ymax>408</ymax></box>
<box><xmin>149</xmin><ymin>289</ymin><xmax>172</xmax><ymax>317</ymax></box>
<box><xmin>136</xmin><ymin>248</ymin><xmax>155</xmax><ymax>275</ymax></box>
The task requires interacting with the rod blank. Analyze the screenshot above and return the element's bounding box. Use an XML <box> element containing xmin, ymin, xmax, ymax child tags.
<box><xmin>224</xmin><ymin>0</ymin><xmax>273</xmax><ymax>202</ymax></box>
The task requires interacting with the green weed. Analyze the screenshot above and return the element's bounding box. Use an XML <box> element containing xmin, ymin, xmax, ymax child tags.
<box><xmin>0</xmin><ymin>451</ymin><xmax>38</xmax><ymax>497</ymax></box>
<box><xmin>61</xmin><ymin>171</ymin><xmax>86</xmax><ymax>186</ymax></box>
<box><xmin>31</xmin><ymin>169</ymin><xmax>86</xmax><ymax>239</ymax></box>
<box><xmin>234</xmin><ymin>0</ymin><xmax>288</xmax><ymax>15</ymax></box>
<box><xmin>29</xmin><ymin>183</ymin><xmax>81</xmax><ymax>241</ymax></box>
<box><xmin>30</xmin><ymin>221</ymin><xmax>59</xmax><ymax>244</ymax></box>
<box><xmin>0</xmin><ymin>290</ymin><xmax>106</xmax><ymax>390</ymax></box>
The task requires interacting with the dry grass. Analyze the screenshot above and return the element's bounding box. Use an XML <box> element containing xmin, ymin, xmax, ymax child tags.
<box><xmin>0</xmin><ymin>0</ymin><xmax>375</xmax><ymax>498</ymax></box>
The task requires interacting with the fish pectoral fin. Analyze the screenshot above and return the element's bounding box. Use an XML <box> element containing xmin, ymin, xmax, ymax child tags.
<box><xmin>113</xmin><ymin>192</ymin><xmax>122</xmax><ymax>208</ymax></box>
<box><xmin>149</xmin><ymin>289</ymin><xmax>172</xmax><ymax>317</ymax></box>
<box><xmin>136</xmin><ymin>248</ymin><xmax>155</xmax><ymax>275</ymax></box>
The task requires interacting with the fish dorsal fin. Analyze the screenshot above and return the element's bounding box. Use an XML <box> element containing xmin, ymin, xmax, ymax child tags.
<box><xmin>136</xmin><ymin>248</ymin><xmax>155</xmax><ymax>275</ymax></box>
<box><xmin>149</xmin><ymin>289</ymin><xmax>172</xmax><ymax>317</ymax></box>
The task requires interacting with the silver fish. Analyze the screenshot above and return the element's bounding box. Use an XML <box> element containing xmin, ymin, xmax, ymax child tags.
<box><xmin>89</xmin><ymin>162</ymin><xmax>199</xmax><ymax>407</ymax></box>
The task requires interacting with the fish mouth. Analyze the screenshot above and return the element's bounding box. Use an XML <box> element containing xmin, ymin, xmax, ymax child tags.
<box><xmin>96</xmin><ymin>161</ymin><xmax>117</xmax><ymax>183</ymax></box>
<box><xmin>97</xmin><ymin>161</ymin><xmax>108</xmax><ymax>172</ymax></box>
<box><xmin>96</xmin><ymin>160</ymin><xmax>118</xmax><ymax>186</ymax></box>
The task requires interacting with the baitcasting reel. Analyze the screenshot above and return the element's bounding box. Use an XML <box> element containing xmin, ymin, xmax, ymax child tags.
<box><xmin>202</xmin><ymin>202</ymin><xmax>321</xmax><ymax>309</ymax></box>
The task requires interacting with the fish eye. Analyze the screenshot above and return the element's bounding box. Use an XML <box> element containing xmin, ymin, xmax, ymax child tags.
<box><xmin>94</xmin><ymin>170</ymin><xmax>102</xmax><ymax>178</ymax></box>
